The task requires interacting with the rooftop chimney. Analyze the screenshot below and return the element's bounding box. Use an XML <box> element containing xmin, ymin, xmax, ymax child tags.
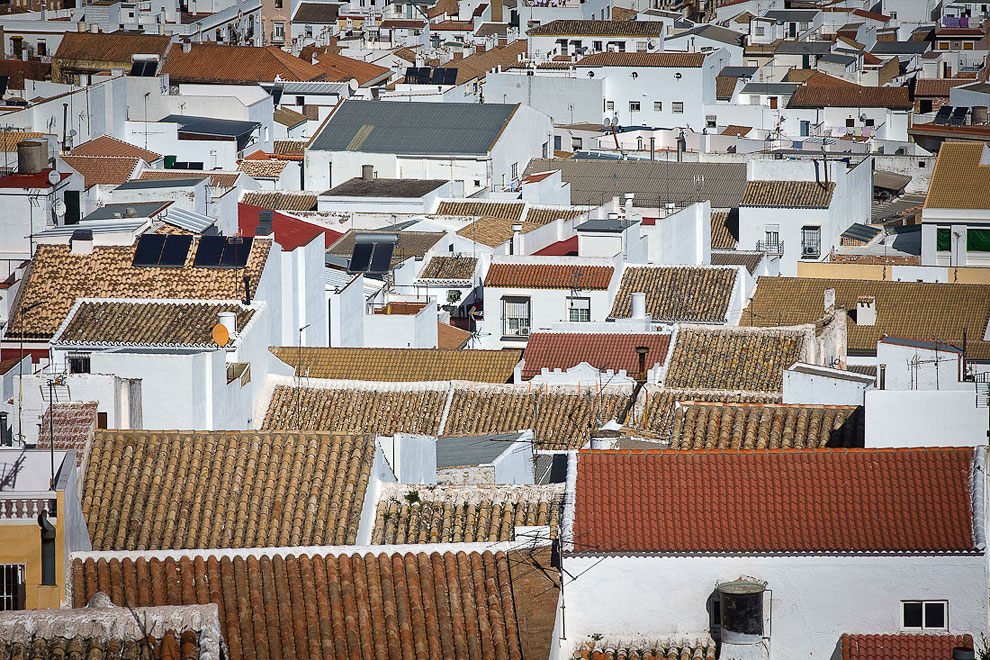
<box><xmin>510</xmin><ymin>223</ymin><xmax>522</xmax><ymax>255</ymax></box>
<box><xmin>856</xmin><ymin>295</ymin><xmax>876</xmax><ymax>326</ymax></box>
<box><xmin>631</xmin><ymin>292</ymin><xmax>647</xmax><ymax>320</ymax></box>
<box><xmin>218</xmin><ymin>310</ymin><xmax>237</xmax><ymax>337</ymax></box>
<box><xmin>676</xmin><ymin>130</ymin><xmax>686</xmax><ymax>162</ymax></box>
<box><xmin>824</xmin><ymin>287</ymin><xmax>836</xmax><ymax>313</ymax></box>
<box><xmin>70</xmin><ymin>229</ymin><xmax>93</xmax><ymax>255</ymax></box>
<box><xmin>182</xmin><ymin>39</ymin><xmax>192</xmax><ymax>53</ymax></box>
<box><xmin>361</xmin><ymin>164</ymin><xmax>374</xmax><ymax>180</ymax></box>
<box><xmin>635</xmin><ymin>345</ymin><xmax>650</xmax><ymax>382</ymax></box>
<box><xmin>623</xmin><ymin>192</ymin><xmax>634</xmax><ymax>207</ymax></box>
<box><xmin>257</xmin><ymin>209</ymin><xmax>273</xmax><ymax>235</ymax></box>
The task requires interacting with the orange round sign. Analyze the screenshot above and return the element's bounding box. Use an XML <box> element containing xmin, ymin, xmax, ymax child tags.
<box><xmin>212</xmin><ymin>323</ymin><xmax>230</xmax><ymax>347</ymax></box>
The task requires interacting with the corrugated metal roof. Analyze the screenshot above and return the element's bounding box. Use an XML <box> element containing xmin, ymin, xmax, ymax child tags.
<box><xmin>309</xmin><ymin>100</ymin><xmax>518</xmax><ymax>155</ymax></box>
<box><xmin>436</xmin><ymin>432</ymin><xmax>522</xmax><ymax>468</ymax></box>
<box><xmin>263</xmin><ymin>81</ymin><xmax>351</xmax><ymax>95</ymax></box>
<box><xmin>162</xmin><ymin>206</ymin><xmax>216</xmax><ymax>233</ymax></box>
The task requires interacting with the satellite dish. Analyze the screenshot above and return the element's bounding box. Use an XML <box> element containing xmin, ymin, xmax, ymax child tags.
<box><xmin>54</xmin><ymin>199</ymin><xmax>66</xmax><ymax>217</ymax></box>
<box><xmin>211</xmin><ymin>323</ymin><xmax>230</xmax><ymax>346</ymax></box>
<box><xmin>68</xmin><ymin>129</ymin><xmax>77</xmax><ymax>137</ymax></box>
<box><xmin>47</xmin><ymin>170</ymin><xmax>60</xmax><ymax>186</ymax></box>
<box><xmin>603</xmin><ymin>117</ymin><xmax>611</xmax><ymax>127</ymax></box>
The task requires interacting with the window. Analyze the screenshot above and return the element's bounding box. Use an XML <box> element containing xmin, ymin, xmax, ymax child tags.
<box><xmin>572</xmin><ymin>137</ymin><xmax>583</xmax><ymax>150</ymax></box>
<box><xmin>801</xmin><ymin>226</ymin><xmax>821</xmax><ymax>258</ymax></box>
<box><xmin>503</xmin><ymin>297</ymin><xmax>530</xmax><ymax>336</ymax></box>
<box><xmin>511</xmin><ymin>162</ymin><xmax>518</xmax><ymax>179</ymax></box>
<box><xmin>846</xmin><ymin>117</ymin><xmax>855</xmax><ymax>128</ymax></box>
<box><xmin>706</xmin><ymin>115</ymin><xmax>716</xmax><ymax>128</ymax></box>
<box><xmin>296</xmin><ymin>95</ymin><xmax>305</xmax><ymax>106</ymax></box>
<box><xmin>938</xmin><ymin>41</ymin><xmax>950</xmax><ymax>50</ymax></box>
<box><xmin>636</xmin><ymin>40</ymin><xmax>647</xmax><ymax>52</ymax></box>
<box><xmin>273</xmin><ymin>21</ymin><xmax>285</xmax><ymax>41</ymax></box>
<box><xmin>593</xmin><ymin>40</ymin><xmax>602</xmax><ymax>51</ymax></box>
<box><xmin>568</xmin><ymin>297</ymin><xmax>590</xmax><ymax>322</ymax></box>
<box><xmin>606</xmin><ymin>100</ymin><xmax>615</xmax><ymax>111</ymax></box>
<box><xmin>769</xmin><ymin>96</ymin><xmax>778</xmax><ymax>109</ymax></box>
<box><xmin>964</xmin><ymin>42</ymin><xmax>974</xmax><ymax>50</ymax></box>
<box><xmin>762</xmin><ymin>224</ymin><xmax>781</xmax><ymax>254</ymax></box>
<box><xmin>473</xmin><ymin>179</ymin><xmax>481</xmax><ymax>188</ymax></box>
<box><xmin>799</xmin><ymin>21</ymin><xmax>808</xmax><ymax>30</ymax></box>
<box><xmin>68</xmin><ymin>353</ymin><xmax>91</xmax><ymax>374</ymax></box>
<box><xmin>919</xmin><ymin>99</ymin><xmax>933</xmax><ymax>114</ymax></box>
<box><xmin>654</xmin><ymin>101</ymin><xmax>662</xmax><ymax>111</ymax></box>
<box><xmin>275</xmin><ymin>0</ymin><xmax>282</xmax><ymax>7</ymax></box>
<box><xmin>902</xmin><ymin>601</ymin><xmax>947</xmax><ymax>631</ymax></box>
<box><xmin>629</xmin><ymin>101</ymin><xmax>640</xmax><ymax>112</ymax></box>
<box><xmin>755</xmin><ymin>25</ymin><xmax>765</xmax><ymax>36</ymax></box>
<box><xmin>554</xmin><ymin>135</ymin><xmax>561</xmax><ymax>150</ymax></box>
<box><xmin>0</xmin><ymin>565</ymin><xmax>25</xmax><ymax>611</ymax></box>
<box><xmin>542</xmin><ymin>141</ymin><xmax>549</xmax><ymax>158</ymax></box>
<box><xmin>672</xmin><ymin>102</ymin><xmax>684</xmax><ymax>114</ymax></box>
<box><xmin>305</xmin><ymin>25</ymin><xmax>313</xmax><ymax>38</ymax></box>
<box><xmin>864</xmin><ymin>118</ymin><xmax>875</xmax><ymax>127</ymax></box>
<box><xmin>36</xmin><ymin>39</ymin><xmax>46</xmax><ymax>56</ymax></box>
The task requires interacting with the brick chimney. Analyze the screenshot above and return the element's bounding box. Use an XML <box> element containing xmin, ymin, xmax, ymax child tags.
<box><xmin>490</xmin><ymin>0</ymin><xmax>502</xmax><ymax>22</ymax></box>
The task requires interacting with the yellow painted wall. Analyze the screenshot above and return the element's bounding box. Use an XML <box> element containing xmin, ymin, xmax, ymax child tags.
<box><xmin>0</xmin><ymin>492</ymin><xmax>66</xmax><ymax>609</ymax></box>
<box><xmin>798</xmin><ymin>261</ymin><xmax>990</xmax><ymax>283</ymax></box>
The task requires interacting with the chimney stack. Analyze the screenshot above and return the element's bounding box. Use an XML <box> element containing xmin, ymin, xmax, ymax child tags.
<box><xmin>635</xmin><ymin>345</ymin><xmax>650</xmax><ymax>382</ymax></box>
<box><xmin>824</xmin><ymin>287</ymin><xmax>836</xmax><ymax>313</ymax></box>
<box><xmin>182</xmin><ymin>39</ymin><xmax>192</xmax><ymax>53</ymax></box>
<box><xmin>510</xmin><ymin>223</ymin><xmax>522</xmax><ymax>255</ymax></box>
<box><xmin>218</xmin><ymin>310</ymin><xmax>237</xmax><ymax>336</ymax></box>
<box><xmin>361</xmin><ymin>164</ymin><xmax>374</xmax><ymax>180</ymax></box>
<box><xmin>856</xmin><ymin>295</ymin><xmax>876</xmax><ymax>326</ymax></box>
<box><xmin>70</xmin><ymin>229</ymin><xmax>93</xmax><ymax>255</ymax></box>
<box><xmin>631</xmin><ymin>292</ymin><xmax>647</xmax><ymax>320</ymax></box>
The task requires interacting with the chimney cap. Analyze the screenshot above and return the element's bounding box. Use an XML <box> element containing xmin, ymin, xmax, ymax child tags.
<box><xmin>511</xmin><ymin>223</ymin><xmax>523</xmax><ymax>232</ymax></box>
<box><xmin>635</xmin><ymin>345</ymin><xmax>650</xmax><ymax>355</ymax></box>
<box><xmin>70</xmin><ymin>229</ymin><xmax>93</xmax><ymax>241</ymax></box>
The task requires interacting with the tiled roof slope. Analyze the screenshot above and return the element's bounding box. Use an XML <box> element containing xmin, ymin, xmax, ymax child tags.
<box><xmin>664</xmin><ymin>326</ymin><xmax>807</xmax><ymax>392</ymax></box>
<box><xmin>313</xmin><ymin>52</ymin><xmax>390</xmax><ymax>85</ymax></box>
<box><xmin>62</xmin><ymin>155</ymin><xmax>139</xmax><ymax>187</ymax></box>
<box><xmin>716</xmin><ymin>75</ymin><xmax>737</xmax><ymax>99</ymax></box>
<box><xmin>669</xmin><ymin>402</ymin><xmax>864</xmax><ymax>449</ymax></box>
<box><xmin>841</xmin><ymin>634</ymin><xmax>974</xmax><ymax>660</ymax></box>
<box><xmin>71</xmin><ymin>135</ymin><xmax>161</xmax><ymax>161</ymax></box>
<box><xmin>790</xmin><ymin>84</ymin><xmax>912</xmax><ymax>109</ymax></box>
<box><xmin>456</xmin><ymin>217</ymin><xmax>540</xmax><ymax>247</ymax></box>
<box><xmin>82</xmin><ymin>430</ymin><xmax>374</xmax><ymax>550</ymax></box>
<box><xmin>740</xmin><ymin>180</ymin><xmax>835</xmax><ymax>208</ymax></box>
<box><xmin>240</xmin><ymin>190</ymin><xmax>318</xmax><ymax>211</ymax></box>
<box><xmin>524</xmin><ymin>206</ymin><xmax>589</xmax><ymax>225</ymax></box>
<box><xmin>54</xmin><ymin>32</ymin><xmax>171</xmax><ymax>62</ymax></box>
<box><xmin>573</xmin><ymin>640</ymin><xmax>717</xmax><ymax>660</ymax></box>
<box><xmin>444</xmin><ymin>388</ymin><xmax>629</xmax><ymax>450</ymax></box>
<box><xmin>237</xmin><ymin>159</ymin><xmax>288</xmax><ymax>177</ymax></box>
<box><xmin>610</xmin><ymin>266</ymin><xmax>737</xmax><ymax>322</ymax></box>
<box><xmin>925</xmin><ymin>141</ymin><xmax>990</xmax><ymax>210</ymax></box>
<box><xmin>56</xmin><ymin>301</ymin><xmax>254</xmax><ymax>347</ymax></box>
<box><xmin>521</xmin><ymin>332</ymin><xmax>669</xmax><ymax>380</ymax></box>
<box><xmin>573</xmin><ymin>448</ymin><xmax>977</xmax><ymax>554</ymax></box>
<box><xmin>484</xmin><ymin>263</ymin><xmax>613</xmax><ymax>289</ymax></box>
<box><xmin>640</xmin><ymin>388</ymin><xmax>781</xmax><ymax>436</ymax></box>
<box><xmin>438</xmin><ymin>322</ymin><xmax>472</xmax><ymax>349</ymax></box>
<box><xmin>270</xmin><ymin>347</ymin><xmax>521</xmax><ymax>382</ymax></box>
<box><xmin>451</xmin><ymin>40</ymin><xmax>528</xmax><ymax>84</ymax></box>
<box><xmin>6</xmin><ymin>241</ymin><xmax>270</xmax><ymax>340</ymax></box>
<box><xmin>328</xmin><ymin>229</ymin><xmax>445</xmax><ymax>264</ymax></box>
<box><xmin>710</xmin><ymin>249</ymin><xmax>763</xmax><ymax>275</ymax></box>
<box><xmin>527</xmin><ymin>20</ymin><xmax>662</xmax><ymax>36</ymax></box>
<box><xmin>263</xmin><ymin>385</ymin><xmax>447</xmax><ymax>435</ymax></box>
<box><xmin>37</xmin><ymin>401</ymin><xmax>98</xmax><ymax>466</ymax></box>
<box><xmin>162</xmin><ymin>44</ymin><xmax>326</xmax><ymax>83</ymax></box>
<box><xmin>72</xmin><ymin>549</ymin><xmax>533</xmax><ymax>660</ymax></box>
<box><xmin>741</xmin><ymin>277</ymin><xmax>990</xmax><ymax>359</ymax></box>
<box><xmin>372</xmin><ymin>484</ymin><xmax>563</xmax><ymax>543</ymax></box>
<box><xmin>576</xmin><ymin>52</ymin><xmax>706</xmax><ymax>67</ymax></box>
<box><xmin>419</xmin><ymin>255</ymin><xmax>477</xmax><ymax>280</ymax></box>
<box><xmin>710</xmin><ymin>209</ymin><xmax>738</xmax><ymax>249</ymax></box>
<box><xmin>436</xmin><ymin>200</ymin><xmax>525</xmax><ymax>220</ymax></box>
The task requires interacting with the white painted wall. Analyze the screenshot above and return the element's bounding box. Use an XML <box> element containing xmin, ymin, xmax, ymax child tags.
<box><xmin>483</xmin><ymin>72</ymin><xmax>603</xmax><ymax>126</ymax></box>
<box><xmin>782</xmin><ymin>368</ymin><xmax>871</xmax><ymax>406</ymax></box>
<box><xmin>877</xmin><ymin>341</ymin><xmax>968</xmax><ymax>391</ymax></box>
<box><xmin>383</xmin><ymin>433</ymin><xmax>437</xmax><ymax>485</ymax></box>
<box><xmin>328</xmin><ymin>273</ymin><xmax>365</xmax><ymax>347</ymax></box>
<box><xmin>865</xmin><ymin>389</ymin><xmax>988</xmax><ymax>448</ymax></box>
<box><xmin>364</xmin><ymin>302</ymin><xmax>439</xmax><ymax>348</ymax></box>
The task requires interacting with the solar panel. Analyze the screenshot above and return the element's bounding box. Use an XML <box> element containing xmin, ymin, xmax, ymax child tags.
<box><xmin>442</xmin><ymin>69</ymin><xmax>458</xmax><ymax>85</ymax></box>
<box><xmin>220</xmin><ymin>237</ymin><xmax>253</xmax><ymax>268</ymax></box>
<box><xmin>158</xmin><ymin>235</ymin><xmax>193</xmax><ymax>267</ymax></box>
<box><xmin>132</xmin><ymin>234</ymin><xmax>167</xmax><ymax>267</ymax></box>
<box><xmin>404</xmin><ymin>67</ymin><xmax>418</xmax><ymax>84</ymax></box>
<box><xmin>194</xmin><ymin>235</ymin><xmax>226</xmax><ymax>267</ymax></box>
<box><xmin>348</xmin><ymin>242</ymin><xmax>373</xmax><ymax>273</ymax></box>
<box><xmin>369</xmin><ymin>242</ymin><xmax>394</xmax><ymax>273</ymax></box>
<box><xmin>129</xmin><ymin>62</ymin><xmax>144</xmax><ymax>76</ymax></box>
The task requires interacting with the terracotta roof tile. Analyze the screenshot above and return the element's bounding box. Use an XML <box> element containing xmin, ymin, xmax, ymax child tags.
<box><xmin>438</xmin><ymin>322</ymin><xmax>472</xmax><ymax>349</ymax></box>
<box><xmin>82</xmin><ymin>430</ymin><xmax>374</xmax><ymax>550</ymax></box>
<box><xmin>264</xmin><ymin>385</ymin><xmax>448</xmax><ymax>434</ymax></box>
<box><xmin>610</xmin><ymin>266</ymin><xmax>737</xmax><ymax>322</ymax></box>
<box><xmin>484</xmin><ymin>264</ymin><xmax>613</xmax><ymax>289</ymax></box>
<box><xmin>710</xmin><ymin>249</ymin><xmax>762</xmax><ymax>274</ymax></box>
<box><xmin>716</xmin><ymin>75</ymin><xmax>737</xmax><ymax>99</ymax></box>
<box><xmin>523</xmin><ymin>206</ymin><xmax>589</xmax><ymax>225</ymax></box>
<box><xmin>572</xmin><ymin>640</ymin><xmax>717</xmax><ymax>660</ymax></box>
<box><xmin>313</xmin><ymin>52</ymin><xmax>390</xmax><ymax>85</ymax></box>
<box><xmin>640</xmin><ymin>388</ymin><xmax>782</xmax><ymax>436</ymax></box>
<box><xmin>55</xmin><ymin>300</ymin><xmax>255</xmax><ymax>347</ymax></box>
<box><xmin>456</xmin><ymin>217</ymin><xmax>540</xmax><ymax>247</ymax></box>
<box><xmin>451</xmin><ymin>40</ymin><xmax>527</xmax><ymax>84</ymax></box>
<box><xmin>270</xmin><ymin>347</ymin><xmax>521</xmax><ymax>382</ymax></box>
<box><xmin>273</xmin><ymin>140</ymin><xmax>307</xmax><ymax>156</ymax></box>
<box><xmin>71</xmin><ymin>135</ymin><xmax>161</xmax><ymax>161</ymax></box>
<box><xmin>790</xmin><ymin>84</ymin><xmax>912</xmax><ymax>109</ymax></box>
<box><xmin>37</xmin><ymin>401</ymin><xmax>98</xmax><ymax>465</ymax></box>
<box><xmin>61</xmin><ymin>155</ymin><xmax>139</xmax><ymax>187</ymax></box>
<box><xmin>742</xmin><ymin>277</ymin><xmax>990</xmax><ymax>359</ymax></box>
<box><xmin>0</xmin><ymin>60</ymin><xmax>50</xmax><ymax>90</ymax></box>
<box><xmin>576</xmin><ymin>51</ymin><xmax>706</xmax><ymax>67</ymax></box>
<box><xmin>925</xmin><ymin>142</ymin><xmax>990</xmax><ymax>210</ymax></box>
<box><xmin>527</xmin><ymin>20</ymin><xmax>662</xmax><ymax>37</ymax></box>
<box><xmin>669</xmin><ymin>401</ymin><xmax>864</xmax><ymax>449</ymax></box>
<box><xmin>240</xmin><ymin>190</ymin><xmax>317</xmax><ymax>211</ymax></box>
<box><xmin>0</xmin><ymin>131</ymin><xmax>44</xmax><ymax>151</ymax></box>
<box><xmin>914</xmin><ymin>78</ymin><xmax>968</xmax><ymax>97</ymax></box>
<box><xmin>841</xmin><ymin>634</ymin><xmax>974</xmax><ymax>660</ymax></box>
<box><xmin>162</xmin><ymin>44</ymin><xmax>326</xmax><ymax>84</ymax></box>
<box><xmin>273</xmin><ymin>106</ymin><xmax>308</xmax><ymax>128</ymax></box>
<box><xmin>6</xmin><ymin>240</ymin><xmax>270</xmax><ymax>340</ymax></box>
<box><xmin>71</xmin><ymin>548</ymin><xmax>541</xmax><ymax>660</ymax></box>
<box><xmin>521</xmin><ymin>332</ymin><xmax>669</xmax><ymax>380</ymax></box>
<box><xmin>419</xmin><ymin>255</ymin><xmax>477</xmax><ymax>281</ymax></box>
<box><xmin>236</xmin><ymin>159</ymin><xmax>289</xmax><ymax>178</ymax></box>
<box><xmin>740</xmin><ymin>180</ymin><xmax>835</xmax><ymax>208</ymax></box>
<box><xmin>664</xmin><ymin>326</ymin><xmax>807</xmax><ymax>392</ymax></box>
<box><xmin>710</xmin><ymin>209</ymin><xmax>738</xmax><ymax>248</ymax></box>
<box><xmin>53</xmin><ymin>32</ymin><xmax>170</xmax><ymax>63</ymax></box>
<box><xmin>372</xmin><ymin>484</ymin><xmax>563</xmax><ymax>543</ymax></box>
<box><xmin>436</xmin><ymin>200</ymin><xmax>525</xmax><ymax>220</ymax></box>
<box><xmin>573</xmin><ymin>447</ymin><xmax>977</xmax><ymax>554</ymax></box>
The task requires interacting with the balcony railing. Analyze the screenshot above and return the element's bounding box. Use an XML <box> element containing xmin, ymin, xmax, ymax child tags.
<box><xmin>756</xmin><ymin>240</ymin><xmax>784</xmax><ymax>256</ymax></box>
<box><xmin>801</xmin><ymin>242</ymin><xmax>821</xmax><ymax>259</ymax></box>
<box><xmin>0</xmin><ymin>494</ymin><xmax>56</xmax><ymax>521</ymax></box>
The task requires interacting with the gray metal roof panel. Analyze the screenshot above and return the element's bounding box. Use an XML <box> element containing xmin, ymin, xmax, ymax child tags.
<box><xmin>576</xmin><ymin>218</ymin><xmax>636</xmax><ymax>232</ymax></box>
<box><xmin>774</xmin><ymin>41</ymin><xmax>832</xmax><ymax>54</ymax></box>
<box><xmin>161</xmin><ymin>114</ymin><xmax>261</xmax><ymax>137</ymax></box>
<box><xmin>764</xmin><ymin>9</ymin><xmax>818</xmax><ymax>21</ymax></box>
<box><xmin>83</xmin><ymin>201</ymin><xmax>169</xmax><ymax>220</ymax></box>
<box><xmin>262</xmin><ymin>80</ymin><xmax>350</xmax><ymax>95</ymax></box>
<box><xmin>821</xmin><ymin>53</ymin><xmax>856</xmax><ymax>65</ymax></box>
<box><xmin>741</xmin><ymin>82</ymin><xmax>800</xmax><ymax>95</ymax></box>
<box><xmin>436</xmin><ymin>432</ymin><xmax>522</xmax><ymax>468</ymax></box>
<box><xmin>309</xmin><ymin>100</ymin><xmax>518</xmax><ymax>155</ymax></box>
<box><xmin>115</xmin><ymin>178</ymin><xmax>205</xmax><ymax>190</ymax></box>
<box><xmin>871</xmin><ymin>41</ymin><xmax>930</xmax><ymax>54</ymax></box>
<box><xmin>719</xmin><ymin>66</ymin><xmax>757</xmax><ymax>78</ymax></box>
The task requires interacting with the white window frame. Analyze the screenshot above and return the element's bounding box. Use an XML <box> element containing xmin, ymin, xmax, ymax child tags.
<box><xmin>672</xmin><ymin>101</ymin><xmax>684</xmax><ymax>114</ymax></box>
<box><xmin>606</xmin><ymin>100</ymin><xmax>615</xmax><ymax>111</ymax></box>
<box><xmin>901</xmin><ymin>600</ymin><xmax>947</xmax><ymax>631</ymax></box>
<box><xmin>629</xmin><ymin>100</ymin><xmax>640</xmax><ymax>112</ymax></box>
<box><xmin>568</xmin><ymin>296</ymin><xmax>590</xmax><ymax>322</ymax></box>
<box><xmin>654</xmin><ymin>100</ymin><xmax>662</xmax><ymax>111</ymax></box>
<box><xmin>503</xmin><ymin>296</ymin><xmax>531</xmax><ymax>337</ymax></box>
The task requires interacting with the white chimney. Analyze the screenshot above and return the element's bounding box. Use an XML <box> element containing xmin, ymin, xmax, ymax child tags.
<box><xmin>856</xmin><ymin>296</ymin><xmax>876</xmax><ymax>326</ymax></box>
<box><xmin>218</xmin><ymin>311</ymin><xmax>237</xmax><ymax>336</ymax></box>
<box><xmin>824</xmin><ymin>287</ymin><xmax>836</xmax><ymax>313</ymax></box>
<box><xmin>510</xmin><ymin>223</ymin><xmax>523</xmax><ymax>255</ymax></box>
<box><xmin>631</xmin><ymin>292</ymin><xmax>647</xmax><ymax>320</ymax></box>
<box><xmin>623</xmin><ymin>192</ymin><xmax>634</xmax><ymax>207</ymax></box>
<box><xmin>182</xmin><ymin>39</ymin><xmax>192</xmax><ymax>53</ymax></box>
<box><xmin>70</xmin><ymin>229</ymin><xmax>93</xmax><ymax>255</ymax></box>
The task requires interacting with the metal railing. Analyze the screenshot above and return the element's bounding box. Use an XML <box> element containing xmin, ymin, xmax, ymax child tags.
<box><xmin>756</xmin><ymin>240</ymin><xmax>784</xmax><ymax>256</ymax></box>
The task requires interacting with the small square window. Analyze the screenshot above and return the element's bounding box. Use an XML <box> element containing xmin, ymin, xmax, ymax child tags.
<box><xmin>629</xmin><ymin>101</ymin><xmax>640</xmax><ymax>112</ymax></box>
<box><xmin>846</xmin><ymin>117</ymin><xmax>855</xmax><ymax>128</ymax></box>
<box><xmin>902</xmin><ymin>601</ymin><xmax>946</xmax><ymax>630</ymax></box>
<box><xmin>654</xmin><ymin>101</ymin><xmax>662</xmax><ymax>111</ymax></box>
<box><xmin>568</xmin><ymin>297</ymin><xmax>590</xmax><ymax>322</ymax></box>
<box><xmin>924</xmin><ymin>602</ymin><xmax>945</xmax><ymax>629</ymax></box>
<box><xmin>672</xmin><ymin>102</ymin><xmax>684</xmax><ymax>114</ymax></box>
<box><xmin>902</xmin><ymin>602</ymin><xmax>923</xmax><ymax>628</ymax></box>
<box><xmin>606</xmin><ymin>101</ymin><xmax>615</xmax><ymax>111</ymax></box>
<box><xmin>68</xmin><ymin>353</ymin><xmax>91</xmax><ymax>374</ymax></box>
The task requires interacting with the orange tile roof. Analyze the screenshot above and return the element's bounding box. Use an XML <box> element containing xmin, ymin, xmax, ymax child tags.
<box><xmin>790</xmin><ymin>84</ymin><xmax>911</xmax><ymax>109</ymax></box>
<box><xmin>269</xmin><ymin>346</ymin><xmax>520</xmax><ymax>381</ymax></box>
<box><xmin>71</xmin><ymin>135</ymin><xmax>161</xmax><ymax>161</ymax></box>
<box><xmin>715</xmin><ymin>75</ymin><xmax>737</xmax><ymax>99</ymax></box>
<box><xmin>914</xmin><ymin>77</ymin><xmax>968</xmax><ymax>97</ymax></box>
<box><xmin>841</xmin><ymin>634</ymin><xmax>974</xmax><ymax>660</ymax></box>
<box><xmin>573</xmin><ymin>447</ymin><xmax>977</xmax><ymax>554</ymax></box>
<box><xmin>162</xmin><ymin>44</ymin><xmax>326</xmax><ymax>84</ymax></box>
<box><xmin>451</xmin><ymin>40</ymin><xmax>527</xmax><ymax>84</ymax></box>
<box><xmin>741</xmin><ymin>180</ymin><xmax>834</xmax><ymax>208</ymax></box>
<box><xmin>484</xmin><ymin>263</ymin><xmax>613</xmax><ymax>289</ymax></box>
<box><xmin>437</xmin><ymin>321</ymin><xmax>472</xmax><ymax>349</ymax></box>
<box><xmin>521</xmin><ymin>332</ymin><xmax>669</xmax><ymax>380</ymax></box>
<box><xmin>71</xmin><ymin>548</ymin><xmax>543</xmax><ymax>660</ymax></box>
<box><xmin>573</xmin><ymin>641</ymin><xmax>716</xmax><ymax>660</ymax></box>
<box><xmin>925</xmin><ymin>141</ymin><xmax>990</xmax><ymax>210</ymax></box>
<box><xmin>610</xmin><ymin>266</ymin><xmax>737</xmax><ymax>322</ymax></box>
<box><xmin>436</xmin><ymin>200</ymin><xmax>524</xmax><ymax>220</ymax></box>
<box><xmin>527</xmin><ymin>19</ymin><xmax>662</xmax><ymax>37</ymax></box>
<box><xmin>61</xmin><ymin>155</ymin><xmax>139</xmax><ymax>187</ymax></box>
<box><xmin>313</xmin><ymin>52</ymin><xmax>390</xmax><ymax>85</ymax></box>
<box><xmin>53</xmin><ymin>32</ymin><xmax>171</xmax><ymax>63</ymax></box>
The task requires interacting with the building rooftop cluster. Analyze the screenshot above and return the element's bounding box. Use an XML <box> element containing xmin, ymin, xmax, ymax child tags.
<box><xmin>0</xmin><ymin>0</ymin><xmax>989</xmax><ymax>658</ymax></box>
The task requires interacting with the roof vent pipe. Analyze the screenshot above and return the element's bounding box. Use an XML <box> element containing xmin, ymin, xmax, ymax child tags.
<box><xmin>361</xmin><ymin>164</ymin><xmax>374</xmax><ymax>180</ymax></box>
<box><xmin>635</xmin><ymin>345</ymin><xmax>650</xmax><ymax>382</ymax></box>
<box><xmin>218</xmin><ymin>310</ymin><xmax>237</xmax><ymax>337</ymax></box>
<box><xmin>676</xmin><ymin>129</ymin><xmax>686</xmax><ymax>162</ymax></box>
<box><xmin>242</xmin><ymin>275</ymin><xmax>252</xmax><ymax>306</ymax></box>
<box><xmin>631</xmin><ymin>292</ymin><xmax>647</xmax><ymax>320</ymax></box>
<box><xmin>953</xmin><ymin>649</ymin><xmax>976</xmax><ymax>660</ymax></box>
<box><xmin>510</xmin><ymin>223</ymin><xmax>522</xmax><ymax>255</ymax></box>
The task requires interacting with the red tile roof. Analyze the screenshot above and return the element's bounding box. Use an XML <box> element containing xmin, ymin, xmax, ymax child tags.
<box><xmin>72</xmin><ymin>548</ymin><xmax>544</xmax><ymax>660</ymax></box>
<box><xmin>71</xmin><ymin>135</ymin><xmax>161</xmax><ymax>161</ymax></box>
<box><xmin>484</xmin><ymin>263</ymin><xmax>613</xmax><ymax>289</ymax></box>
<box><xmin>790</xmin><ymin>84</ymin><xmax>912</xmax><ymax>110</ymax></box>
<box><xmin>841</xmin><ymin>634</ymin><xmax>974</xmax><ymax>660</ymax></box>
<box><xmin>162</xmin><ymin>44</ymin><xmax>326</xmax><ymax>84</ymax></box>
<box><xmin>238</xmin><ymin>203</ymin><xmax>342</xmax><ymax>250</ymax></box>
<box><xmin>533</xmin><ymin>236</ymin><xmax>578</xmax><ymax>256</ymax></box>
<box><xmin>576</xmin><ymin>52</ymin><xmax>707</xmax><ymax>68</ymax></box>
<box><xmin>521</xmin><ymin>332</ymin><xmax>669</xmax><ymax>380</ymax></box>
<box><xmin>313</xmin><ymin>52</ymin><xmax>391</xmax><ymax>85</ymax></box>
<box><xmin>573</xmin><ymin>447</ymin><xmax>977</xmax><ymax>554</ymax></box>
<box><xmin>61</xmin><ymin>155</ymin><xmax>139</xmax><ymax>187</ymax></box>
